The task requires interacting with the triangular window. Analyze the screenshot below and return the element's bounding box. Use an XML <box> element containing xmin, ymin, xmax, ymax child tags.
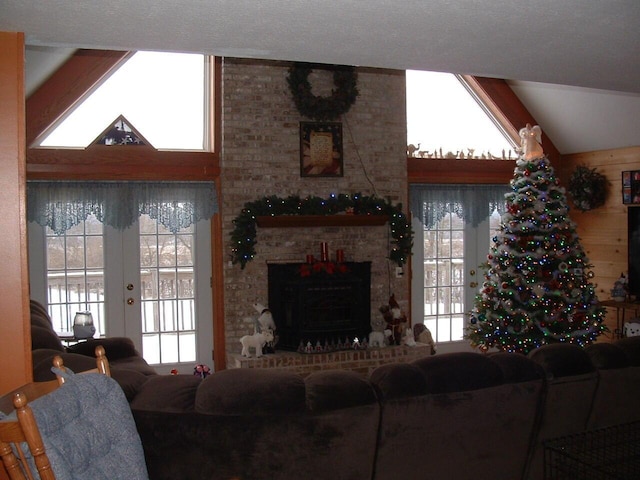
<box><xmin>93</xmin><ymin>115</ymin><xmax>150</xmax><ymax>146</ymax></box>
<box><xmin>406</xmin><ymin>70</ymin><xmax>516</xmax><ymax>159</ymax></box>
<box><xmin>38</xmin><ymin>51</ymin><xmax>207</xmax><ymax>151</ymax></box>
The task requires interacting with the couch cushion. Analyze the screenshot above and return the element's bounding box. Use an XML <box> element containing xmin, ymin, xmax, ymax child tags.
<box><xmin>130</xmin><ymin>375</ymin><xmax>202</xmax><ymax>412</ymax></box>
<box><xmin>585</xmin><ymin>342</ymin><xmax>629</xmax><ymax>369</ymax></box>
<box><xmin>614</xmin><ymin>336</ymin><xmax>640</xmax><ymax>366</ymax></box>
<box><xmin>109</xmin><ymin>369</ymin><xmax>151</xmax><ymax>402</ymax></box>
<box><xmin>31</xmin><ymin>311</ymin><xmax>54</xmax><ymax>330</ymax></box>
<box><xmin>489</xmin><ymin>352</ymin><xmax>545</xmax><ymax>383</ymax></box>
<box><xmin>32</xmin><ymin>350</ymin><xmax>98</xmax><ymax>382</ymax></box>
<box><xmin>369</xmin><ymin>362</ymin><xmax>428</xmax><ymax>400</ymax></box>
<box><xmin>66</xmin><ymin>337</ymin><xmax>139</xmax><ymax>361</ymax></box>
<box><xmin>31</xmin><ymin>325</ymin><xmax>65</xmax><ymax>352</ymax></box>
<box><xmin>194</xmin><ymin>368</ymin><xmax>306</xmax><ymax>415</ymax></box>
<box><xmin>528</xmin><ymin>343</ymin><xmax>595</xmax><ymax>378</ymax></box>
<box><xmin>413</xmin><ymin>352</ymin><xmax>503</xmax><ymax>394</ymax></box>
<box><xmin>304</xmin><ymin>370</ymin><xmax>378</xmax><ymax>412</ymax></box>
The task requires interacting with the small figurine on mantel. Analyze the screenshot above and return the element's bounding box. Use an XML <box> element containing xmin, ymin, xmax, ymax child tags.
<box><xmin>611</xmin><ymin>273</ymin><xmax>629</xmax><ymax>302</ymax></box>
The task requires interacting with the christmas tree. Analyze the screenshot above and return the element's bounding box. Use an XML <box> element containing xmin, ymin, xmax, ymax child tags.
<box><xmin>466</xmin><ymin>124</ymin><xmax>607</xmax><ymax>354</ymax></box>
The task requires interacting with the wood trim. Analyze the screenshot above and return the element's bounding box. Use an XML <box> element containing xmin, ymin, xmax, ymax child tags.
<box><xmin>27</xmin><ymin>148</ymin><xmax>219</xmax><ymax>180</ymax></box>
<box><xmin>0</xmin><ymin>32</ymin><xmax>31</xmax><ymax>392</ymax></box>
<box><xmin>470</xmin><ymin>77</ymin><xmax>561</xmax><ymax>163</ymax></box>
<box><xmin>408</xmin><ymin>157</ymin><xmax>515</xmax><ymax>184</ymax></box>
<box><xmin>26</xmin><ymin>49</ymin><xmax>130</xmax><ymax>147</ymax></box>
<box><xmin>212</xmin><ymin>177</ymin><xmax>226</xmax><ymax>370</ymax></box>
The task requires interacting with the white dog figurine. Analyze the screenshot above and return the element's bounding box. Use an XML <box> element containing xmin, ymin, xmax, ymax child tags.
<box><xmin>369</xmin><ymin>331</ymin><xmax>385</xmax><ymax>348</ymax></box>
<box><xmin>624</xmin><ymin>321</ymin><xmax>640</xmax><ymax>337</ymax></box>
<box><xmin>240</xmin><ymin>330</ymin><xmax>274</xmax><ymax>358</ymax></box>
<box><xmin>402</xmin><ymin>328</ymin><xmax>417</xmax><ymax>347</ymax></box>
<box><xmin>253</xmin><ymin>302</ymin><xmax>277</xmax><ymax>333</ymax></box>
<box><xmin>369</xmin><ymin>329</ymin><xmax>392</xmax><ymax>348</ymax></box>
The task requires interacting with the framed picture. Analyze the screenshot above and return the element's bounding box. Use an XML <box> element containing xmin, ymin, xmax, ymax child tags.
<box><xmin>299</xmin><ymin>122</ymin><xmax>343</xmax><ymax>177</ymax></box>
<box><xmin>622</xmin><ymin>171</ymin><xmax>640</xmax><ymax>204</ymax></box>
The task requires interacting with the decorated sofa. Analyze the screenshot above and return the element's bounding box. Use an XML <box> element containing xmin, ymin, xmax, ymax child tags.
<box><xmin>124</xmin><ymin>336</ymin><xmax>640</xmax><ymax>480</ymax></box>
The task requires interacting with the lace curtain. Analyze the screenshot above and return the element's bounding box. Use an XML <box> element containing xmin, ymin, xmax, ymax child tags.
<box><xmin>410</xmin><ymin>184</ymin><xmax>510</xmax><ymax>229</ymax></box>
<box><xmin>27</xmin><ymin>181</ymin><xmax>218</xmax><ymax>234</ymax></box>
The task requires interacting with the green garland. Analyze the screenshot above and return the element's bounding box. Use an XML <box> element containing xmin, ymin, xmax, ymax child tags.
<box><xmin>286</xmin><ymin>63</ymin><xmax>359</xmax><ymax>121</ymax></box>
<box><xmin>230</xmin><ymin>193</ymin><xmax>413</xmax><ymax>269</ymax></box>
<box><xmin>568</xmin><ymin>165</ymin><xmax>608</xmax><ymax>212</ymax></box>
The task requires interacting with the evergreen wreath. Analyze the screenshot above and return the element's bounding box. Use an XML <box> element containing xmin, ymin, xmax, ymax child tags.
<box><xmin>568</xmin><ymin>165</ymin><xmax>608</xmax><ymax>212</ymax></box>
<box><xmin>287</xmin><ymin>63</ymin><xmax>359</xmax><ymax>121</ymax></box>
<box><xmin>230</xmin><ymin>193</ymin><xmax>413</xmax><ymax>269</ymax></box>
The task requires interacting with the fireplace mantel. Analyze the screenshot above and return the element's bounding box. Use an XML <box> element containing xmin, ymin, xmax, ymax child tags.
<box><xmin>256</xmin><ymin>215</ymin><xmax>388</xmax><ymax>228</ymax></box>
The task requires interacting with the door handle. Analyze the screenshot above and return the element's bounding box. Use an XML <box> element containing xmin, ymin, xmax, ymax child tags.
<box><xmin>126</xmin><ymin>283</ymin><xmax>134</xmax><ymax>291</ymax></box>
<box><xmin>470</xmin><ymin>282</ymin><xmax>478</xmax><ymax>288</ymax></box>
<box><xmin>127</xmin><ymin>298</ymin><xmax>135</xmax><ymax>305</ymax></box>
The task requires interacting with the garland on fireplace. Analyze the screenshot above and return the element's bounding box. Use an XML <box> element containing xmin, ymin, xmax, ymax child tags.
<box><xmin>286</xmin><ymin>63</ymin><xmax>359</xmax><ymax>121</ymax></box>
<box><xmin>230</xmin><ymin>193</ymin><xmax>413</xmax><ymax>269</ymax></box>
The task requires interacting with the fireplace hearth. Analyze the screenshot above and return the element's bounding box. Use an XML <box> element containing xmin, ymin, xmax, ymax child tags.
<box><xmin>268</xmin><ymin>262</ymin><xmax>371</xmax><ymax>351</ymax></box>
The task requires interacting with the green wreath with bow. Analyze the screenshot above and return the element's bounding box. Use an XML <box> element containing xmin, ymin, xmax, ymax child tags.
<box><xmin>286</xmin><ymin>63</ymin><xmax>359</xmax><ymax>121</ymax></box>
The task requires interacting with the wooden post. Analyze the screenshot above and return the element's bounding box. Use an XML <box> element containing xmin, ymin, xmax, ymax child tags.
<box><xmin>0</xmin><ymin>31</ymin><xmax>31</xmax><ymax>393</ymax></box>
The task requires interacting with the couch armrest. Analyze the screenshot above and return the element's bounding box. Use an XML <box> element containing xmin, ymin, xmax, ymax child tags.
<box><xmin>66</xmin><ymin>337</ymin><xmax>139</xmax><ymax>361</ymax></box>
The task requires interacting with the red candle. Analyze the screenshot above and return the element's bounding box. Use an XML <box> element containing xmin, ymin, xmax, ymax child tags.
<box><xmin>320</xmin><ymin>242</ymin><xmax>328</xmax><ymax>262</ymax></box>
<box><xmin>336</xmin><ymin>249</ymin><xmax>344</xmax><ymax>263</ymax></box>
<box><xmin>306</xmin><ymin>254</ymin><xmax>314</xmax><ymax>264</ymax></box>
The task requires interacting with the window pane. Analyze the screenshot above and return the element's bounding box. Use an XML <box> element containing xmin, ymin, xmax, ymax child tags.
<box><xmin>138</xmin><ymin>214</ymin><xmax>197</xmax><ymax>366</ymax></box>
<box><xmin>40</xmin><ymin>52</ymin><xmax>206</xmax><ymax>150</ymax></box>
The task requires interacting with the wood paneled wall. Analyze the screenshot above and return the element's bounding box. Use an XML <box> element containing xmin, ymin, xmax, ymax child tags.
<box><xmin>559</xmin><ymin>146</ymin><xmax>640</xmax><ymax>338</ymax></box>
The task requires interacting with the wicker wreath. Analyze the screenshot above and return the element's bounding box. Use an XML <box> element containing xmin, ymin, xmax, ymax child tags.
<box><xmin>286</xmin><ymin>63</ymin><xmax>358</xmax><ymax>121</ymax></box>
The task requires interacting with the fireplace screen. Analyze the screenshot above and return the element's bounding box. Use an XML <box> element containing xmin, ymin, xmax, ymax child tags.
<box><xmin>268</xmin><ymin>262</ymin><xmax>371</xmax><ymax>351</ymax></box>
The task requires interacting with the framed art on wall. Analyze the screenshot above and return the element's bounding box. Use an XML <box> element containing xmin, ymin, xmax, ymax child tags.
<box><xmin>299</xmin><ymin>122</ymin><xmax>343</xmax><ymax>177</ymax></box>
<box><xmin>622</xmin><ymin>171</ymin><xmax>640</xmax><ymax>204</ymax></box>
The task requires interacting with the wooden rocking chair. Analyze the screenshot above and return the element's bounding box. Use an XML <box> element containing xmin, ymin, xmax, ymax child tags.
<box><xmin>0</xmin><ymin>346</ymin><xmax>146</xmax><ymax>480</ymax></box>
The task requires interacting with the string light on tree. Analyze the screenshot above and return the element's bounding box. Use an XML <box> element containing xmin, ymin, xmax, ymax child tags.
<box><xmin>466</xmin><ymin>124</ymin><xmax>607</xmax><ymax>354</ymax></box>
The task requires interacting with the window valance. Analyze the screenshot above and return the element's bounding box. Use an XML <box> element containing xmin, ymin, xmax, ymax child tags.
<box><xmin>410</xmin><ymin>184</ymin><xmax>509</xmax><ymax>229</ymax></box>
<box><xmin>27</xmin><ymin>181</ymin><xmax>218</xmax><ymax>234</ymax></box>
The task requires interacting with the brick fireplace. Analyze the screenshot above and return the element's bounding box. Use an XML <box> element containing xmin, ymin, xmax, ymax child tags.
<box><xmin>226</xmin><ymin>259</ymin><xmax>432</xmax><ymax>376</ymax></box>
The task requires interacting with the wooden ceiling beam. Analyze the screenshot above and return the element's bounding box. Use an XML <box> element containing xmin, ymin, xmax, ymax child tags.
<box><xmin>468</xmin><ymin>76</ymin><xmax>561</xmax><ymax>163</ymax></box>
<box><xmin>26</xmin><ymin>49</ymin><xmax>130</xmax><ymax>147</ymax></box>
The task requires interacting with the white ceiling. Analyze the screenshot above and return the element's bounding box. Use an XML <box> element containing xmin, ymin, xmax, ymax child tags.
<box><xmin>3</xmin><ymin>0</ymin><xmax>640</xmax><ymax>154</ymax></box>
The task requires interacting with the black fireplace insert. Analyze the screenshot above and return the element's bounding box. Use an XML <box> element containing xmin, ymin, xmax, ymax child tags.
<box><xmin>268</xmin><ymin>262</ymin><xmax>371</xmax><ymax>351</ymax></box>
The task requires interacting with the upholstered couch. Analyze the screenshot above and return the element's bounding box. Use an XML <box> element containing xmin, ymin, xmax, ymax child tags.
<box><xmin>127</xmin><ymin>337</ymin><xmax>640</xmax><ymax>480</ymax></box>
<box><xmin>30</xmin><ymin>300</ymin><xmax>157</xmax><ymax>398</ymax></box>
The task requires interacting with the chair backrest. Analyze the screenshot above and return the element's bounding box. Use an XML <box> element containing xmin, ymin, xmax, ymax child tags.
<box><xmin>52</xmin><ymin>345</ymin><xmax>111</xmax><ymax>384</ymax></box>
<box><xmin>0</xmin><ymin>345</ymin><xmax>135</xmax><ymax>480</ymax></box>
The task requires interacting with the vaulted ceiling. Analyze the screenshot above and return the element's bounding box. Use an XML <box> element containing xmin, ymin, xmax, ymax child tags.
<box><xmin>4</xmin><ymin>0</ymin><xmax>640</xmax><ymax>154</ymax></box>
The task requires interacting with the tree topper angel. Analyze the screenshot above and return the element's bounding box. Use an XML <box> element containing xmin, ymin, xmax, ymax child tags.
<box><xmin>519</xmin><ymin>123</ymin><xmax>544</xmax><ymax>160</ymax></box>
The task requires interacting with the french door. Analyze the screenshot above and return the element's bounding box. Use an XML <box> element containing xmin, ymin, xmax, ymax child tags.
<box><xmin>29</xmin><ymin>215</ymin><xmax>212</xmax><ymax>373</ymax></box>
<box><xmin>411</xmin><ymin>209</ymin><xmax>501</xmax><ymax>353</ymax></box>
